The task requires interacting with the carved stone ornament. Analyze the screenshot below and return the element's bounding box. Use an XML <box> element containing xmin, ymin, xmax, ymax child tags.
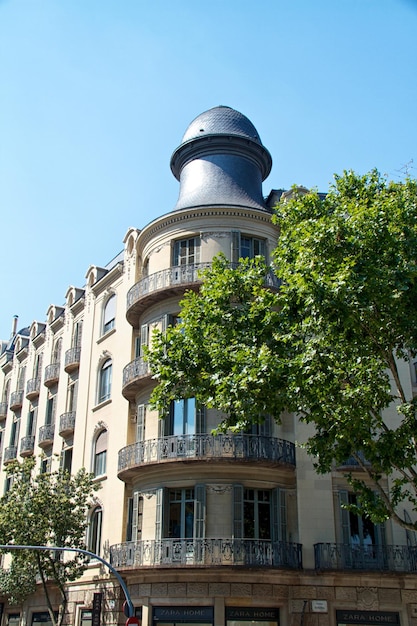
<box><xmin>207</xmin><ymin>484</ymin><xmax>232</xmax><ymax>494</ymax></box>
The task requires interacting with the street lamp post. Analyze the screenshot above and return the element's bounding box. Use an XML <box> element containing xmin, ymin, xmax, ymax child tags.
<box><xmin>0</xmin><ymin>543</ymin><xmax>135</xmax><ymax>619</ymax></box>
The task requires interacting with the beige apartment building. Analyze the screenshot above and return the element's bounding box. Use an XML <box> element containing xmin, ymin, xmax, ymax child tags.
<box><xmin>0</xmin><ymin>106</ymin><xmax>417</xmax><ymax>626</ymax></box>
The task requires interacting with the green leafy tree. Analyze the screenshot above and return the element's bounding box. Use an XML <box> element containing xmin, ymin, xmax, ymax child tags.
<box><xmin>0</xmin><ymin>457</ymin><xmax>98</xmax><ymax>626</ymax></box>
<box><xmin>147</xmin><ymin>170</ymin><xmax>417</xmax><ymax>531</ymax></box>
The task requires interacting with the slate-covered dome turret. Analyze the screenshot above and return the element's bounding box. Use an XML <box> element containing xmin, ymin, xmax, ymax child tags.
<box><xmin>170</xmin><ymin>106</ymin><xmax>272</xmax><ymax>212</ymax></box>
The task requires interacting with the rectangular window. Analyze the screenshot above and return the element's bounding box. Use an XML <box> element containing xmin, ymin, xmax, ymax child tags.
<box><xmin>67</xmin><ymin>379</ymin><xmax>78</xmax><ymax>412</ymax></box>
<box><xmin>31</xmin><ymin>612</ymin><xmax>57</xmax><ymax>626</ymax></box>
<box><xmin>173</xmin><ymin>236</ymin><xmax>200</xmax><ymax>266</ymax></box>
<box><xmin>231</xmin><ymin>231</ymin><xmax>266</xmax><ymax>263</ymax></box>
<box><xmin>45</xmin><ymin>395</ymin><xmax>55</xmax><ymax>426</ymax></box>
<box><xmin>243</xmin><ymin>489</ymin><xmax>271</xmax><ymax>540</ymax></box>
<box><xmin>26</xmin><ymin>408</ymin><xmax>36</xmax><ymax>436</ymax></box>
<box><xmin>80</xmin><ymin>610</ymin><xmax>92</xmax><ymax>626</ymax></box>
<box><xmin>94</xmin><ymin>450</ymin><xmax>106</xmax><ymax>476</ymax></box>
<box><xmin>171</xmin><ymin>398</ymin><xmax>196</xmax><ymax>436</ymax></box>
<box><xmin>72</xmin><ymin>320</ymin><xmax>83</xmax><ymax>348</ymax></box>
<box><xmin>9</xmin><ymin>419</ymin><xmax>20</xmax><ymax>446</ymax></box>
<box><xmin>126</xmin><ymin>494</ymin><xmax>143</xmax><ymax>541</ymax></box>
<box><xmin>60</xmin><ymin>448</ymin><xmax>73</xmax><ymax>474</ymax></box>
<box><xmin>168</xmin><ymin>488</ymin><xmax>195</xmax><ymax>539</ymax></box>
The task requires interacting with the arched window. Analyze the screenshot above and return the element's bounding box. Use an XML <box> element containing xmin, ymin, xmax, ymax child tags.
<box><xmin>52</xmin><ymin>337</ymin><xmax>62</xmax><ymax>363</ymax></box>
<box><xmin>88</xmin><ymin>505</ymin><xmax>103</xmax><ymax>556</ymax></box>
<box><xmin>102</xmin><ymin>295</ymin><xmax>116</xmax><ymax>335</ymax></box>
<box><xmin>94</xmin><ymin>429</ymin><xmax>107</xmax><ymax>476</ymax></box>
<box><xmin>98</xmin><ymin>359</ymin><xmax>112</xmax><ymax>403</ymax></box>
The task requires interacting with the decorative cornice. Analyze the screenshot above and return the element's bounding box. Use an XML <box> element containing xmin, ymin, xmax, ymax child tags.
<box><xmin>139</xmin><ymin>206</ymin><xmax>276</xmax><ymax>251</ymax></box>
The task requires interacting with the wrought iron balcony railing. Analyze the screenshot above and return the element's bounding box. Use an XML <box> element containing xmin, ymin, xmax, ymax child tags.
<box><xmin>0</xmin><ymin>401</ymin><xmax>7</xmax><ymax>418</ymax></box>
<box><xmin>314</xmin><ymin>542</ymin><xmax>417</xmax><ymax>573</ymax></box>
<box><xmin>118</xmin><ymin>434</ymin><xmax>296</xmax><ymax>474</ymax></box>
<box><xmin>122</xmin><ymin>357</ymin><xmax>150</xmax><ymax>399</ymax></box>
<box><xmin>26</xmin><ymin>377</ymin><xmax>41</xmax><ymax>399</ymax></box>
<box><xmin>38</xmin><ymin>423</ymin><xmax>55</xmax><ymax>447</ymax></box>
<box><xmin>64</xmin><ymin>347</ymin><xmax>81</xmax><ymax>373</ymax></box>
<box><xmin>127</xmin><ymin>263</ymin><xmax>212</xmax><ymax>311</ymax></box>
<box><xmin>44</xmin><ymin>363</ymin><xmax>60</xmax><ymax>387</ymax></box>
<box><xmin>59</xmin><ymin>411</ymin><xmax>76</xmax><ymax>436</ymax></box>
<box><xmin>10</xmin><ymin>390</ymin><xmax>24</xmax><ymax>411</ymax></box>
<box><xmin>20</xmin><ymin>435</ymin><xmax>35</xmax><ymax>456</ymax></box>
<box><xmin>110</xmin><ymin>538</ymin><xmax>302</xmax><ymax>569</ymax></box>
<box><xmin>3</xmin><ymin>445</ymin><xmax>17</xmax><ymax>463</ymax></box>
<box><xmin>126</xmin><ymin>263</ymin><xmax>281</xmax><ymax>324</ymax></box>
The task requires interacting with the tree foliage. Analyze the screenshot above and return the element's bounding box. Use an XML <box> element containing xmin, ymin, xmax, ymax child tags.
<box><xmin>0</xmin><ymin>457</ymin><xmax>98</xmax><ymax>626</ymax></box>
<box><xmin>147</xmin><ymin>170</ymin><xmax>417</xmax><ymax>530</ymax></box>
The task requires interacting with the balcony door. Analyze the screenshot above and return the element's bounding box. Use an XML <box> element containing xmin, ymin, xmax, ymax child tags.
<box><xmin>339</xmin><ymin>491</ymin><xmax>385</xmax><ymax>567</ymax></box>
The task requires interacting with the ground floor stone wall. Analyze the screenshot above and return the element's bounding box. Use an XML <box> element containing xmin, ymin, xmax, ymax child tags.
<box><xmin>1</xmin><ymin>570</ymin><xmax>416</xmax><ymax>626</ymax></box>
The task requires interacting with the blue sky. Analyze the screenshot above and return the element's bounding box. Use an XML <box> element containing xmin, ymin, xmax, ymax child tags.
<box><xmin>1</xmin><ymin>0</ymin><xmax>416</xmax><ymax>340</ymax></box>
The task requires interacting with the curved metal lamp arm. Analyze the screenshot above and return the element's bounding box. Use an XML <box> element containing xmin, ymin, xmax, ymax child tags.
<box><xmin>0</xmin><ymin>544</ymin><xmax>134</xmax><ymax>617</ymax></box>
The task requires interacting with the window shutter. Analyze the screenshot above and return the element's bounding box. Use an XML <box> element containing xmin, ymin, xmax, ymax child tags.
<box><xmin>158</xmin><ymin>415</ymin><xmax>164</xmax><ymax>438</ymax></box>
<box><xmin>155</xmin><ymin>488</ymin><xmax>163</xmax><ymax>540</ymax></box>
<box><xmin>136</xmin><ymin>404</ymin><xmax>146</xmax><ymax>442</ymax></box>
<box><xmin>405</xmin><ymin>510</ymin><xmax>417</xmax><ymax>546</ymax></box>
<box><xmin>126</xmin><ymin>497</ymin><xmax>134</xmax><ymax>541</ymax></box>
<box><xmin>374</xmin><ymin>491</ymin><xmax>386</xmax><ymax>546</ymax></box>
<box><xmin>231</xmin><ymin>231</ymin><xmax>240</xmax><ymax>264</ymax></box>
<box><xmin>339</xmin><ymin>490</ymin><xmax>350</xmax><ymax>544</ymax></box>
<box><xmin>233</xmin><ymin>484</ymin><xmax>244</xmax><ymax>538</ymax></box>
<box><xmin>194</xmin><ymin>484</ymin><xmax>206</xmax><ymax>539</ymax></box>
<box><xmin>140</xmin><ymin>324</ymin><xmax>148</xmax><ymax>356</ymax></box>
<box><xmin>73</xmin><ymin>379</ymin><xmax>79</xmax><ymax>409</ymax></box>
<box><xmin>195</xmin><ymin>236</ymin><xmax>201</xmax><ymax>264</ymax></box>
<box><xmin>260</xmin><ymin>415</ymin><xmax>272</xmax><ymax>437</ymax></box>
<box><xmin>196</xmin><ymin>405</ymin><xmax>206</xmax><ymax>434</ymax></box>
<box><xmin>271</xmin><ymin>488</ymin><xmax>287</xmax><ymax>542</ymax></box>
<box><xmin>131</xmin><ymin>492</ymin><xmax>139</xmax><ymax>541</ymax></box>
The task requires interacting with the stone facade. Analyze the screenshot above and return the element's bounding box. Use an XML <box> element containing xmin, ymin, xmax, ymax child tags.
<box><xmin>0</xmin><ymin>107</ymin><xmax>416</xmax><ymax>626</ymax></box>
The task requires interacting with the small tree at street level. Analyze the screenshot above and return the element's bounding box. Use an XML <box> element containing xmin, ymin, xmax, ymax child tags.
<box><xmin>147</xmin><ymin>170</ymin><xmax>417</xmax><ymax>531</ymax></box>
<box><xmin>0</xmin><ymin>457</ymin><xmax>99</xmax><ymax>626</ymax></box>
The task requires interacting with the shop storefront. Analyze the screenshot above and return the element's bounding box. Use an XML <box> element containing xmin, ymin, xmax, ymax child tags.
<box><xmin>153</xmin><ymin>606</ymin><xmax>214</xmax><ymax>626</ymax></box>
<box><xmin>226</xmin><ymin>608</ymin><xmax>279</xmax><ymax>626</ymax></box>
<box><xmin>336</xmin><ymin>611</ymin><xmax>400</xmax><ymax>626</ymax></box>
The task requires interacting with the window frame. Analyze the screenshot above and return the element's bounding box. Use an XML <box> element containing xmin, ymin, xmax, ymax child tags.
<box><xmin>172</xmin><ymin>236</ymin><xmax>201</xmax><ymax>267</ymax></box>
<box><xmin>102</xmin><ymin>294</ymin><xmax>116</xmax><ymax>336</ymax></box>
<box><xmin>93</xmin><ymin>429</ymin><xmax>107</xmax><ymax>477</ymax></box>
<box><xmin>98</xmin><ymin>358</ymin><xmax>112</xmax><ymax>404</ymax></box>
<box><xmin>88</xmin><ymin>505</ymin><xmax>103</xmax><ymax>556</ymax></box>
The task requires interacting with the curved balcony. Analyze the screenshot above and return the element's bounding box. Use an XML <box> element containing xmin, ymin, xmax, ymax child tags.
<box><xmin>38</xmin><ymin>423</ymin><xmax>55</xmax><ymax>448</ymax></box>
<box><xmin>59</xmin><ymin>411</ymin><xmax>76</xmax><ymax>437</ymax></box>
<box><xmin>126</xmin><ymin>263</ymin><xmax>212</xmax><ymax>326</ymax></box>
<box><xmin>314</xmin><ymin>542</ymin><xmax>417</xmax><ymax>573</ymax></box>
<box><xmin>26</xmin><ymin>377</ymin><xmax>41</xmax><ymax>400</ymax></box>
<box><xmin>126</xmin><ymin>263</ymin><xmax>281</xmax><ymax>327</ymax></box>
<box><xmin>110</xmin><ymin>538</ymin><xmax>302</xmax><ymax>570</ymax></box>
<box><xmin>3</xmin><ymin>445</ymin><xmax>17</xmax><ymax>464</ymax></box>
<box><xmin>44</xmin><ymin>363</ymin><xmax>60</xmax><ymax>387</ymax></box>
<box><xmin>118</xmin><ymin>434</ymin><xmax>296</xmax><ymax>481</ymax></box>
<box><xmin>64</xmin><ymin>347</ymin><xmax>81</xmax><ymax>373</ymax></box>
<box><xmin>0</xmin><ymin>401</ymin><xmax>7</xmax><ymax>419</ymax></box>
<box><xmin>20</xmin><ymin>435</ymin><xmax>35</xmax><ymax>457</ymax></box>
<box><xmin>122</xmin><ymin>357</ymin><xmax>151</xmax><ymax>400</ymax></box>
<box><xmin>10</xmin><ymin>391</ymin><xmax>24</xmax><ymax>412</ymax></box>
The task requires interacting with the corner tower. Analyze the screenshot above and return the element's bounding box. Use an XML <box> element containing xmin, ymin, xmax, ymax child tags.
<box><xmin>170</xmin><ymin>105</ymin><xmax>272</xmax><ymax>211</ymax></box>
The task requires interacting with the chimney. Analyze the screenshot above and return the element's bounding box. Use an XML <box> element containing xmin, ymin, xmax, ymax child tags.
<box><xmin>11</xmin><ymin>315</ymin><xmax>18</xmax><ymax>338</ymax></box>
